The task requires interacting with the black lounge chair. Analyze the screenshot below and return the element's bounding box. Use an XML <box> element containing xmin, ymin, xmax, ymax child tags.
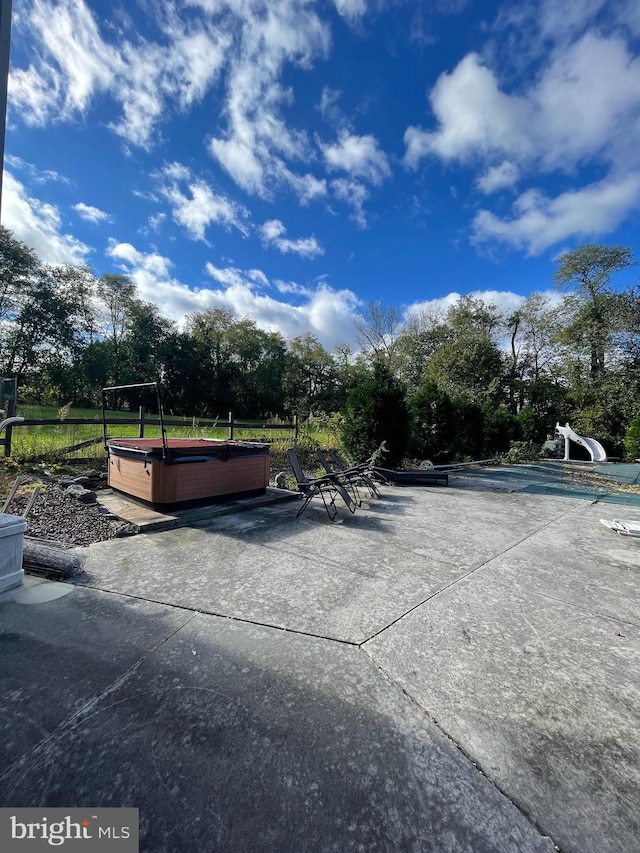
<box><xmin>318</xmin><ymin>448</ymin><xmax>381</xmax><ymax>499</ymax></box>
<box><xmin>328</xmin><ymin>449</ymin><xmax>448</xmax><ymax>487</ymax></box>
<box><xmin>327</xmin><ymin>449</ymin><xmax>390</xmax><ymax>489</ymax></box>
<box><xmin>286</xmin><ymin>447</ymin><xmax>357</xmax><ymax>521</ymax></box>
<box><xmin>315</xmin><ymin>448</ymin><xmax>364</xmax><ymax>506</ymax></box>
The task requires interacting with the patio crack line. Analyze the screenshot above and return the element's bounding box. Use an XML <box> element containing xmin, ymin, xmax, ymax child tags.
<box><xmin>358</xmin><ymin>501</ymin><xmax>588</xmax><ymax>647</ymax></box>
<box><xmin>73</xmin><ymin>584</ymin><xmax>361</xmax><ymax>647</ymax></box>
<box><xmin>362</xmin><ymin>650</ymin><xmax>563</xmax><ymax>853</ymax></box>
<box><xmin>0</xmin><ymin>609</ymin><xmax>199</xmax><ymax>785</ymax></box>
<box><xmin>486</xmin><ymin>579</ymin><xmax>640</xmax><ymax>631</ymax></box>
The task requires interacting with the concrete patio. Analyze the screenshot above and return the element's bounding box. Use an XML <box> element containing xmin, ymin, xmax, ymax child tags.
<box><xmin>1</xmin><ymin>463</ymin><xmax>639</xmax><ymax>852</ymax></box>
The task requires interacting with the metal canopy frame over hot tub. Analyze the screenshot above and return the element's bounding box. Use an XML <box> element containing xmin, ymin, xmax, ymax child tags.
<box><xmin>102</xmin><ymin>381</ymin><xmax>168</xmax><ymax>458</ymax></box>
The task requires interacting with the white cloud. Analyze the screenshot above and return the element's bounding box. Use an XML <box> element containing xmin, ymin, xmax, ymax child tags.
<box><xmin>331</xmin><ymin>178</ymin><xmax>370</xmax><ymax>229</ymax></box>
<box><xmin>537</xmin><ymin>0</ymin><xmax>606</xmax><ymax>42</ymax></box>
<box><xmin>1</xmin><ymin>171</ymin><xmax>92</xmax><ymax>265</ymax></box>
<box><xmin>284</xmin><ymin>171</ymin><xmax>328</xmax><ymax>205</ymax></box>
<box><xmin>102</xmin><ymin>239</ymin><xmax>360</xmax><ymax>347</ymax></box>
<box><xmin>618</xmin><ymin>0</ymin><xmax>640</xmax><ymax>36</ymax></box>
<box><xmin>203</xmin><ymin>263</ymin><xmax>270</xmax><ymax>291</ymax></box>
<box><xmin>147</xmin><ymin>212</ymin><xmax>167</xmax><ymax>233</ymax></box>
<box><xmin>403</xmin><ymin>33</ymin><xmax>640</xmax><ymax>174</ymax></box>
<box><xmin>534</xmin><ymin>33</ymin><xmax>640</xmax><ymax>171</ymax></box>
<box><xmin>403</xmin><ymin>53</ymin><xmax>531</xmax><ymax>169</ymax></box>
<box><xmin>203</xmin><ymin>262</ymin><xmax>257</xmax><ymax>290</ymax></box>
<box><xmin>162</xmin><ymin>19</ymin><xmax>231</xmax><ymax>110</ymax></box>
<box><xmin>472</xmin><ymin>172</ymin><xmax>640</xmax><ymax>255</ymax></box>
<box><xmin>495</xmin><ymin>0</ymin><xmax>607</xmax><ymax>52</ymax></box>
<box><xmin>274</xmin><ymin>280</ymin><xmax>312</xmax><ymax>296</ymax></box>
<box><xmin>10</xmin><ymin>0</ymin><xmax>229</xmax><ymax>149</ymax></box>
<box><xmin>246</xmin><ymin>268</ymin><xmax>270</xmax><ymax>288</ymax></box>
<box><xmin>208</xmin><ymin>1</ymin><xmax>331</xmax><ymax>200</ymax></box>
<box><xmin>404</xmin><ymin>24</ymin><xmax>640</xmax><ymax>249</ymax></box>
<box><xmin>321</xmin><ymin>131</ymin><xmax>391</xmax><ymax>185</ymax></box>
<box><xmin>157</xmin><ymin>162</ymin><xmax>250</xmax><ymax>242</ymax></box>
<box><xmin>11</xmin><ymin>1</ymin><xmax>375</xmax><ymax>219</ymax></box>
<box><xmin>107</xmin><ymin>240</ymin><xmax>173</xmax><ymax>278</ymax></box>
<box><xmin>73</xmin><ymin>202</ymin><xmax>111</xmax><ymax>223</ymax></box>
<box><xmin>9</xmin><ymin>0</ymin><xmax>119</xmax><ymax>126</ymax></box>
<box><xmin>5</xmin><ymin>155</ymin><xmax>70</xmax><ymax>185</ymax></box>
<box><xmin>110</xmin><ymin>23</ymin><xmax>230</xmax><ymax>148</ymax></box>
<box><xmin>318</xmin><ymin>87</ymin><xmax>345</xmax><ymax>128</ymax></box>
<box><xmin>8</xmin><ymin>65</ymin><xmax>58</xmax><ymax>127</ymax></box>
<box><xmin>332</xmin><ymin>0</ymin><xmax>368</xmax><ymax>22</ymax></box>
<box><xmin>476</xmin><ymin>161</ymin><xmax>520</xmax><ymax>194</ymax></box>
<box><xmin>259</xmin><ymin>219</ymin><xmax>323</xmax><ymax>258</ymax></box>
<box><xmin>106</xmin><ymin>42</ymin><xmax>169</xmax><ymax>149</ymax></box>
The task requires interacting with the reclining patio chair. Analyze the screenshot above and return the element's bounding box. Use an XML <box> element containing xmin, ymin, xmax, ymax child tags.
<box><xmin>327</xmin><ymin>449</ymin><xmax>389</xmax><ymax>490</ymax></box>
<box><xmin>317</xmin><ymin>448</ymin><xmax>381</xmax><ymax>499</ymax></box>
<box><xmin>286</xmin><ymin>447</ymin><xmax>357</xmax><ymax>522</ymax></box>
<box><xmin>315</xmin><ymin>448</ymin><xmax>363</xmax><ymax>506</ymax></box>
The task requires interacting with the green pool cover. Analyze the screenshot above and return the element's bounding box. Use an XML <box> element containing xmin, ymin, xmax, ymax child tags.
<box><xmin>593</xmin><ymin>463</ymin><xmax>640</xmax><ymax>484</ymax></box>
<box><xmin>455</xmin><ymin>462</ymin><xmax>640</xmax><ymax>505</ymax></box>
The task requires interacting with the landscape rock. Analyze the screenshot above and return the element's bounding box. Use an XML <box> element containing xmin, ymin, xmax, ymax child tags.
<box><xmin>64</xmin><ymin>484</ymin><xmax>97</xmax><ymax>504</ymax></box>
<box><xmin>114</xmin><ymin>522</ymin><xmax>137</xmax><ymax>538</ymax></box>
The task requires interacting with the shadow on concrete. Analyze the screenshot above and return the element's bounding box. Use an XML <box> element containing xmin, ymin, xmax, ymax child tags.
<box><xmin>0</xmin><ymin>594</ymin><xmax>554</xmax><ymax>853</ymax></box>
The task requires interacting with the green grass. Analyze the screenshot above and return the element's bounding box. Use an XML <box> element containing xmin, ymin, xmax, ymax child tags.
<box><xmin>6</xmin><ymin>405</ymin><xmax>334</xmax><ymax>464</ymax></box>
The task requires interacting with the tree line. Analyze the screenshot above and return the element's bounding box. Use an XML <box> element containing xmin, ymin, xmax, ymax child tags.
<box><xmin>0</xmin><ymin>226</ymin><xmax>353</xmax><ymax>419</ymax></box>
<box><xmin>2</xmin><ymin>225</ymin><xmax>639</xmax><ymax>460</ymax></box>
<box><xmin>343</xmin><ymin>243</ymin><xmax>640</xmax><ymax>464</ymax></box>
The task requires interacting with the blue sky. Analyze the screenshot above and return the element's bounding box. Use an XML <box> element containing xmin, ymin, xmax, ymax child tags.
<box><xmin>3</xmin><ymin>0</ymin><xmax>640</xmax><ymax>349</ymax></box>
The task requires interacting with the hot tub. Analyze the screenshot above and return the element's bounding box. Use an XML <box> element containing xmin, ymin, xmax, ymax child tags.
<box><xmin>106</xmin><ymin>438</ymin><xmax>270</xmax><ymax>506</ymax></box>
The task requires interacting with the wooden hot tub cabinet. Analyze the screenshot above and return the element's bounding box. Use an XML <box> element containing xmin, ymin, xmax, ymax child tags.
<box><xmin>106</xmin><ymin>438</ymin><xmax>270</xmax><ymax>506</ymax></box>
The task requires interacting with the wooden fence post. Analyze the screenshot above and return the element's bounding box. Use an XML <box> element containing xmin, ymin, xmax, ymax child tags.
<box><xmin>293</xmin><ymin>413</ymin><xmax>298</xmax><ymax>443</ymax></box>
<box><xmin>228</xmin><ymin>410</ymin><xmax>234</xmax><ymax>440</ymax></box>
<box><xmin>138</xmin><ymin>406</ymin><xmax>145</xmax><ymax>438</ymax></box>
<box><xmin>3</xmin><ymin>397</ymin><xmax>15</xmax><ymax>457</ymax></box>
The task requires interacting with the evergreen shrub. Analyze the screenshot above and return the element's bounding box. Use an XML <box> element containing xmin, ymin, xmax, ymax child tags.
<box><xmin>408</xmin><ymin>381</ymin><xmax>456</xmax><ymax>462</ymax></box>
<box><xmin>340</xmin><ymin>362</ymin><xmax>410</xmax><ymax>468</ymax></box>
<box><xmin>624</xmin><ymin>417</ymin><xmax>640</xmax><ymax>461</ymax></box>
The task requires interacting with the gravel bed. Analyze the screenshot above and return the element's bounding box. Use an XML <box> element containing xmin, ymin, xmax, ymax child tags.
<box><xmin>8</xmin><ymin>482</ymin><xmax>128</xmax><ymax>547</ymax></box>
